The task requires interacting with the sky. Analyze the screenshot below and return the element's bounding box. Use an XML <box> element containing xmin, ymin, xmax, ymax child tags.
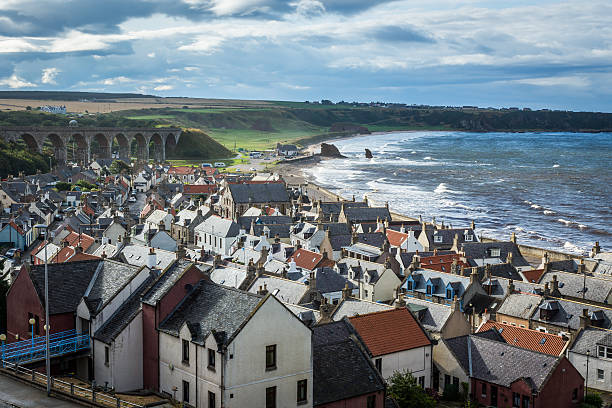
<box><xmin>1</xmin><ymin>0</ymin><xmax>612</xmax><ymax>111</ymax></box>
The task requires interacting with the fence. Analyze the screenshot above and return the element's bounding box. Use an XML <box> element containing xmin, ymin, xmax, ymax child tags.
<box><xmin>0</xmin><ymin>360</ymin><xmax>144</xmax><ymax>408</ymax></box>
<box><xmin>1</xmin><ymin>329</ymin><xmax>90</xmax><ymax>365</ymax></box>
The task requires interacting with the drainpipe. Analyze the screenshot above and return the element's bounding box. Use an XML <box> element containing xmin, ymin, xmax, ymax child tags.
<box><xmin>195</xmin><ymin>346</ymin><xmax>198</xmax><ymax>408</ymax></box>
<box><xmin>221</xmin><ymin>347</ymin><xmax>226</xmax><ymax>408</ymax></box>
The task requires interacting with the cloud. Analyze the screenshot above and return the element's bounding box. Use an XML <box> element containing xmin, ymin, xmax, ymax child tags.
<box><xmin>0</xmin><ymin>74</ymin><xmax>37</xmax><ymax>88</ymax></box>
<box><xmin>103</xmin><ymin>76</ymin><xmax>133</xmax><ymax>85</ymax></box>
<box><xmin>514</xmin><ymin>76</ymin><xmax>591</xmax><ymax>88</ymax></box>
<box><xmin>41</xmin><ymin>67</ymin><xmax>60</xmax><ymax>84</ymax></box>
<box><xmin>153</xmin><ymin>84</ymin><xmax>173</xmax><ymax>91</ymax></box>
<box><xmin>147</xmin><ymin>52</ymin><xmax>156</xmax><ymax>58</ymax></box>
<box><xmin>373</xmin><ymin>25</ymin><xmax>435</xmax><ymax>43</ymax></box>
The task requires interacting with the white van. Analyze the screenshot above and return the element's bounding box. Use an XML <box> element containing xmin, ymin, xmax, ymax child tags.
<box><xmin>214</xmin><ymin>162</ymin><xmax>226</xmax><ymax>168</ymax></box>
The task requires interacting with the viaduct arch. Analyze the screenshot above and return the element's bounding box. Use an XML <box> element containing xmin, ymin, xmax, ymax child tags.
<box><xmin>0</xmin><ymin>127</ymin><xmax>181</xmax><ymax>165</ymax></box>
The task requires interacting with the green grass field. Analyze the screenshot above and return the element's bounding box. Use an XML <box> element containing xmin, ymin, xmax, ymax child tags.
<box><xmin>126</xmin><ymin>114</ymin><xmax>176</xmax><ymax>120</ymax></box>
<box><xmin>206</xmin><ymin>128</ymin><xmax>324</xmax><ymax>150</ymax></box>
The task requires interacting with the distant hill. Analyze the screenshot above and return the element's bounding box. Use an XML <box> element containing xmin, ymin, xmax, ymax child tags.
<box><xmin>0</xmin><ymin>91</ymin><xmax>156</xmax><ymax>101</ymax></box>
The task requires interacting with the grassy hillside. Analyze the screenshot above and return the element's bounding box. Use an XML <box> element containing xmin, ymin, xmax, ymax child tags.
<box><xmin>0</xmin><ymin>139</ymin><xmax>51</xmax><ymax>178</ymax></box>
<box><xmin>168</xmin><ymin>128</ymin><xmax>232</xmax><ymax>159</ymax></box>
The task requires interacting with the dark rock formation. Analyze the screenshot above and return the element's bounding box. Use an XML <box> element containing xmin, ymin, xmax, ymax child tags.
<box><xmin>320</xmin><ymin>143</ymin><xmax>346</xmax><ymax>158</ymax></box>
<box><xmin>365</xmin><ymin>148</ymin><xmax>373</xmax><ymax>159</ymax></box>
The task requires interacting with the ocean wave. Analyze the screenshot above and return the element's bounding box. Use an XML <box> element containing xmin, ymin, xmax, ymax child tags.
<box><xmin>553</xmin><ymin>164</ymin><xmax>560</xmax><ymax>168</ymax></box>
<box><xmin>558</xmin><ymin>218</ymin><xmax>573</xmax><ymax>226</ymax></box>
<box><xmin>423</xmin><ymin>156</ymin><xmax>434</xmax><ymax>160</ymax></box>
<box><xmin>543</xmin><ymin>210</ymin><xmax>555</xmax><ymax>215</ymax></box>
<box><xmin>563</xmin><ymin>241</ymin><xmax>584</xmax><ymax>254</ymax></box>
<box><xmin>434</xmin><ymin>183</ymin><xmax>450</xmax><ymax>194</ymax></box>
<box><xmin>531</xmin><ymin>204</ymin><xmax>543</xmax><ymax>209</ymax></box>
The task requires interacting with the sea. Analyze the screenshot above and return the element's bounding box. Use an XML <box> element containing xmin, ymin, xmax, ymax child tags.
<box><xmin>304</xmin><ymin>131</ymin><xmax>612</xmax><ymax>255</ymax></box>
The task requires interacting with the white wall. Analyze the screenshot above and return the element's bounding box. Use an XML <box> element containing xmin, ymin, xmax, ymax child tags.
<box><xmin>433</xmin><ymin>341</ymin><xmax>469</xmax><ymax>393</ymax></box>
<box><xmin>569</xmin><ymin>352</ymin><xmax>612</xmax><ymax>393</ymax></box>
<box><xmin>379</xmin><ymin>345</ymin><xmax>432</xmax><ymax>388</ymax></box>
<box><xmin>223</xmin><ymin>297</ymin><xmax>313</xmax><ymax>408</ymax></box>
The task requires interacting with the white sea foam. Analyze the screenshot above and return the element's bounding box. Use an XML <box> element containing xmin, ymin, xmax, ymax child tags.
<box><xmin>553</xmin><ymin>164</ymin><xmax>560</xmax><ymax>168</ymax></box>
<box><xmin>411</xmin><ymin>151</ymin><xmax>417</xmax><ymax>154</ymax></box>
<box><xmin>579</xmin><ymin>224</ymin><xmax>587</xmax><ymax>229</ymax></box>
<box><xmin>558</xmin><ymin>218</ymin><xmax>573</xmax><ymax>226</ymax></box>
<box><xmin>543</xmin><ymin>210</ymin><xmax>555</xmax><ymax>215</ymax></box>
<box><xmin>423</xmin><ymin>156</ymin><xmax>434</xmax><ymax>160</ymax></box>
<box><xmin>563</xmin><ymin>241</ymin><xmax>583</xmax><ymax>254</ymax></box>
<box><xmin>531</xmin><ymin>204</ymin><xmax>543</xmax><ymax>209</ymax></box>
<box><xmin>434</xmin><ymin>183</ymin><xmax>449</xmax><ymax>194</ymax></box>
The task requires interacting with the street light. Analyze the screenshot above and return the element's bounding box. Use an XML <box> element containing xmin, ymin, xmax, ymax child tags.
<box><xmin>29</xmin><ymin>318</ymin><xmax>35</xmax><ymax>360</ymax></box>
<box><xmin>586</xmin><ymin>349</ymin><xmax>590</xmax><ymax>399</ymax></box>
<box><xmin>34</xmin><ymin>223</ymin><xmax>51</xmax><ymax>396</ymax></box>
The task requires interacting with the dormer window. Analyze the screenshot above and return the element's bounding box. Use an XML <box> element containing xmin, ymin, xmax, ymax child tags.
<box><xmin>490</xmin><ymin>248</ymin><xmax>501</xmax><ymax>257</ymax></box>
<box><xmin>407</xmin><ymin>281</ymin><xmax>413</xmax><ymax>291</ymax></box>
<box><xmin>465</xmin><ymin>234</ymin><xmax>473</xmax><ymax>242</ymax></box>
<box><xmin>433</xmin><ymin>235</ymin><xmax>443</xmax><ymax>243</ymax></box>
<box><xmin>426</xmin><ymin>285</ymin><xmax>432</xmax><ymax>295</ymax></box>
<box><xmin>446</xmin><ymin>289</ymin><xmax>452</xmax><ymax>299</ymax></box>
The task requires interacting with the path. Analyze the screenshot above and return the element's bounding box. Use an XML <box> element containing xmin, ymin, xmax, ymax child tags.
<box><xmin>0</xmin><ymin>373</ymin><xmax>84</xmax><ymax>408</ymax></box>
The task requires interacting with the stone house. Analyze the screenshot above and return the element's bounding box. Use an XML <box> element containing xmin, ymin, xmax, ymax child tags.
<box><xmin>220</xmin><ymin>183</ymin><xmax>290</xmax><ymax>220</ymax></box>
<box><xmin>194</xmin><ymin>215</ymin><xmax>240</xmax><ymax>257</ymax></box>
<box><xmin>171</xmin><ymin>207</ymin><xmax>210</xmax><ymax>245</ymax></box>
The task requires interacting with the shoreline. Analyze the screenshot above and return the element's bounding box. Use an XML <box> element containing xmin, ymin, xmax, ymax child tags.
<box><xmin>275</xmin><ymin>131</ymin><xmax>589</xmax><ymax>261</ymax></box>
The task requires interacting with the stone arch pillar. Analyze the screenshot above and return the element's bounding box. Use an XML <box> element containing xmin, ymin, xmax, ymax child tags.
<box><xmin>69</xmin><ymin>133</ymin><xmax>90</xmax><ymax>166</ymax></box>
<box><xmin>45</xmin><ymin>133</ymin><xmax>67</xmax><ymax>165</ymax></box>
<box><xmin>133</xmin><ymin>133</ymin><xmax>148</xmax><ymax>162</ymax></box>
<box><xmin>113</xmin><ymin>133</ymin><xmax>130</xmax><ymax>162</ymax></box>
<box><xmin>92</xmin><ymin>133</ymin><xmax>111</xmax><ymax>160</ymax></box>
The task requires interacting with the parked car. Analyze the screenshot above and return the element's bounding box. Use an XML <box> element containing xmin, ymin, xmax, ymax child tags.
<box><xmin>54</xmin><ymin>214</ymin><xmax>63</xmax><ymax>221</ymax></box>
<box><xmin>214</xmin><ymin>162</ymin><xmax>226</xmax><ymax>168</ymax></box>
<box><xmin>249</xmin><ymin>167</ymin><xmax>257</xmax><ymax>171</ymax></box>
<box><xmin>128</xmin><ymin>196</ymin><xmax>137</xmax><ymax>203</ymax></box>
<box><xmin>202</xmin><ymin>163</ymin><xmax>212</xmax><ymax>167</ymax></box>
<box><xmin>5</xmin><ymin>248</ymin><xmax>18</xmax><ymax>258</ymax></box>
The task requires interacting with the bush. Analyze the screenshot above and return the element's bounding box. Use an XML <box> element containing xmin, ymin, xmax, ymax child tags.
<box><xmin>387</xmin><ymin>371</ymin><xmax>436</xmax><ymax>408</ymax></box>
<box><xmin>443</xmin><ymin>384</ymin><xmax>461</xmax><ymax>401</ymax></box>
<box><xmin>584</xmin><ymin>393</ymin><xmax>603</xmax><ymax>408</ymax></box>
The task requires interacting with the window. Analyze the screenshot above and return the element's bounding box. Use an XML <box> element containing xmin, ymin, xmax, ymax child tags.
<box><xmin>446</xmin><ymin>289</ymin><xmax>452</xmax><ymax>299</ymax></box>
<box><xmin>444</xmin><ymin>375</ymin><xmax>451</xmax><ymax>388</ymax></box>
<box><xmin>208</xmin><ymin>348</ymin><xmax>216</xmax><ymax>369</ymax></box>
<box><xmin>490</xmin><ymin>248</ymin><xmax>501</xmax><ymax>257</ymax></box>
<box><xmin>183</xmin><ymin>380</ymin><xmax>190</xmax><ymax>403</ymax></box>
<box><xmin>513</xmin><ymin>392</ymin><xmax>520</xmax><ymax>407</ymax></box>
<box><xmin>522</xmin><ymin>395</ymin><xmax>530</xmax><ymax>408</ymax></box>
<box><xmin>572</xmin><ymin>388</ymin><xmax>578</xmax><ymax>402</ymax></box>
<box><xmin>182</xmin><ymin>339</ymin><xmax>189</xmax><ymax>364</ymax></box>
<box><xmin>407</xmin><ymin>280</ymin><xmax>413</xmax><ymax>290</ymax></box>
<box><xmin>597</xmin><ymin>345</ymin><xmax>612</xmax><ymax>359</ymax></box>
<box><xmin>104</xmin><ymin>346</ymin><xmax>110</xmax><ymax>366</ymax></box>
<box><xmin>465</xmin><ymin>234</ymin><xmax>473</xmax><ymax>242</ymax></box>
<box><xmin>297</xmin><ymin>379</ymin><xmax>307</xmax><ymax>404</ymax></box>
<box><xmin>208</xmin><ymin>391</ymin><xmax>216</xmax><ymax>408</ymax></box>
<box><xmin>434</xmin><ymin>235</ymin><xmax>443</xmax><ymax>243</ymax></box>
<box><xmin>481</xmin><ymin>383</ymin><xmax>487</xmax><ymax>397</ymax></box>
<box><xmin>364</xmin><ymin>289</ymin><xmax>369</xmax><ymax>298</ymax></box>
<box><xmin>453</xmin><ymin>377</ymin><xmax>459</xmax><ymax>387</ymax></box>
<box><xmin>375</xmin><ymin>358</ymin><xmax>382</xmax><ymax>373</ymax></box>
<box><xmin>367</xmin><ymin>395</ymin><xmax>376</xmax><ymax>408</ymax></box>
<box><xmin>597</xmin><ymin>369</ymin><xmax>604</xmax><ymax>380</ymax></box>
<box><xmin>426</xmin><ymin>285</ymin><xmax>432</xmax><ymax>295</ymax></box>
<box><xmin>266</xmin><ymin>386</ymin><xmax>276</xmax><ymax>408</ymax></box>
<box><xmin>418</xmin><ymin>376</ymin><xmax>425</xmax><ymax>388</ymax></box>
<box><xmin>266</xmin><ymin>345</ymin><xmax>277</xmax><ymax>370</ymax></box>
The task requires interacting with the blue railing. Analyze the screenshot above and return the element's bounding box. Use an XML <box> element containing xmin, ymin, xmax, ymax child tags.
<box><xmin>1</xmin><ymin>329</ymin><xmax>90</xmax><ymax>365</ymax></box>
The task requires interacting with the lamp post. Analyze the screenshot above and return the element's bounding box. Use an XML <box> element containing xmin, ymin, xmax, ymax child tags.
<box><xmin>29</xmin><ymin>318</ymin><xmax>35</xmax><ymax>360</ymax></box>
<box><xmin>0</xmin><ymin>333</ymin><xmax>6</xmax><ymax>367</ymax></box>
<box><xmin>34</xmin><ymin>224</ymin><xmax>51</xmax><ymax>396</ymax></box>
<box><xmin>586</xmin><ymin>349</ymin><xmax>590</xmax><ymax>398</ymax></box>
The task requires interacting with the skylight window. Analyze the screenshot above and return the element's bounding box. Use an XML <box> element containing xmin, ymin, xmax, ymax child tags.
<box><xmin>540</xmin><ymin>338</ymin><xmax>546</xmax><ymax>344</ymax></box>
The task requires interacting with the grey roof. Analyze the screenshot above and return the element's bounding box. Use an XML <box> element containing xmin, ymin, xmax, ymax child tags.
<box><xmin>228</xmin><ymin>183</ymin><xmax>289</xmax><ymax>204</ymax></box>
<box><xmin>461</xmin><ymin>242</ymin><xmax>531</xmax><ymax>267</ymax></box>
<box><xmin>309</xmin><ymin>267</ymin><xmax>355</xmax><ymax>294</ymax></box>
<box><xmin>530</xmin><ymin>298</ymin><xmax>612</xmax><ymax>331</ymax></box>
<box><xmin>424</xmin><ymin>227</ymin><xmax>477</xmax><ymax>249</ymax></box>
<box><xmin>118</xmin><ymin>244</ymin><xmax>177</xmax><ymax>271</ymax></box>
<box><xmin>238</xmin><ymin>215</ymin><xmax>292</xmax><ymax>229</ymax></box>
<box><xmin>195</xmin><ymin>215</ymin><xmax>240</xmax><ymax>238</ymax></box>
<box><xmin>332</xmin><ymin>298</ymin><xmax>393</xmax><ymax>321</ymax></box>
<box><xmin>251</xmin><ymin>224</ymin><xmax>290</xmax><ymax>239</ymax></box>
<box><xmin>548</xmin><ymin>260</ymin><xmax>578</xmax><ymax>273</ymax></box>
<box><xmin>159</xmin><ymin>279</ymin><xmax>263</xmax><ymax>345</ymax></box>
<box><xmin>477</xmin><ymin>263</ymin><xmax>523</xmax><ymax>281</ymax></box>
<box><xmin>29</xmin><ymin>259</ymin><xmax>101</xmax><ymax>315</ymax></box>
<box><xmin>248</xmin><ymin>275</ymin><xmax>308</xmax><ymax>305</ymax></box>
<box><xmin>540</xmin><ymin>271</ymin><xmax>612</xmax><ymax>304</ymax></box>
<box><xmin>84</xmin><ymin>260</ymin><xmax>142</xmax><ymax>315</ymax></box>
<box><xmin>141</xmin><ymin>260</ymin><xmax>198</xmax><ymax>306</ymax></box>
<box><xmin>404</xmin><ymin>268</ymin><xmax>471</xmax><ymax>299</ymax></box>
<box><xmin>316</xmin><ymin>201</ymin><xmax>369</xmax><ymax>216</ymax></box>
<box><xmin>94</xmin><ymin>274</ymin><xmax>156</xmax><ymax>344</ymax></box>
<box><xmin>313</xmin><ymin>321</ymin><xmax>386</xmax><ymax>405</ymax></box>
<box><xmin>444</xmin><ymin>334</ymin><xmax>560</xmax><ymax>391</ymax></box>
<box><xmin>496</xmin><ymin>293</ymin><xmax>543</xmax><ymax>319</ymax></box>
<box><xmin>343</xmin><ymin>207</ymin><xmax>391</xmax><ymax>223</ymax></box>
<box><xmin>210</xmin><ymin>266</ymin><xmax>248</xmax><ymax>289</ymax></box>
<box><xmin>570</xmin><ymin>326</ymin><xmax>612</xmax><ymax>356</ymax></box>
<box><xmin>405</xmin><ymin>297</ymin><xmax>452</xmax><ymax>333</ymax></box>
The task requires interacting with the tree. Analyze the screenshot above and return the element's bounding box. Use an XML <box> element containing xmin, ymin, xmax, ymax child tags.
<box><xmin>581</xmin><ymin>393</ymin><xmax>603</xmax><ymax>408</ymax></box>
<box><xmin>109</xmin><ymin>159</ymin><xmax>130</xmax><ymax>174</ymax></box>
<box><xmin>55</xmin><ymin>181</ymin><xmax>72</xmax><ymax>191</ymax></box>
<box><xmin>387</xmin><ymin>371</ymin><xmax>436</xmax><ymax>408</ymax></box>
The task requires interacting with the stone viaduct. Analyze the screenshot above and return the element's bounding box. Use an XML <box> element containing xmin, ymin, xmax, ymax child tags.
<box><xmin>0</xmin><ymin>127</ymin><xmax>182</xmax><ymax>165</ymax></box>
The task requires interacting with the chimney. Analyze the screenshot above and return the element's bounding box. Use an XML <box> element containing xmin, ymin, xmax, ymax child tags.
<box><xmin>342</xmin><ymin>282</ymin><xmax>352</xmax><ymax>300</ymax></box>
<box><xmin>451</xmin><ymin>295</ymin><xmax>461</xmax><ymax>312</ymax></box>
<box><xmin>75</xmin><ymin>245</ymin><xmax>83</xmax><ymax>254</ymax></box>
<box><xmin>580</xmin><ymin>308</ymin><xmax>590</xmax><ymax>329</ymax></box>
<box><xmin>592</xmin><ymin>241</ymin><xmax>601</xmax><ymax>257</ymax></box>
<box><xmin>551</xmin><ymin>274</ymin><xmax>559</xmax><ymax>293</ymax></box>
<box><xmin>506</xmin><ymin>251</ymin><xmax>513</xmax><ymax>264</ymax></box>
<box><xmin>213</xmin><ymin>254</ymin><xmax>222</xmax><ymax>268</ymax></box>
<box><xmin>471</xmin><ymin>220</ymin><xmax>476</xmax><ymax>230</ymax></box>
<box><xmin>578</xmin><ymin>259</ymin><xmax>585</xmax><ymax>274</ymax></box>
<box><xmin>470</xmin><ymin>268</ymin><xmax>479</xmax><ymax>284</ymax></box>
<box><xmin>319</xmin><ymin>297</ymin><xmax>334</xmax><ymax>323</ymax></box>
<box><xmin>411</xmin><ymin>254</ymin><xmax>420</xmax><ymax>270</ymax></box>
<box><xmin>452</xmin><ymin>234</ymin><xmax>459</xmax><ymax>251</ymax></box>
<box><xmin>400</xmin><ymin>224</ymin><xmax>406</xmax><ymax>233</ymax></box>
<box><xmin>258</xmin><ymin>284</ymin><xmax>268</xmax><ymax>296</ymax></box>
<box><xmin>508</xmin><ymin>279</ymin><xmax>515</xmax><ymax>294</ymax></box>
<box><xmin>147</xmin><ymin>247</ymin><xmax>156</xmax><ymax>269</ymax></box>
<box><xmin>309</xmin><ymin>271</ymin><xmax>317</xmax><ymax>290</ymax></box>
<box><xmin>394</xmin><ymin>291</ymin><xmax>406</xmax><ymax>309</ymax></box>
<box><xmin>451</xmin><ymin>258</ymin><xmax>458</xmax><ymax>274</ymax></box>
<box><xmin>510</xmin><ymin>232</ymin><xmax>517</xmax><ymax>244</ymax></box>
<box><xmin>247</xmin><ymin>259</ymin><xmax>257</xmax><ymax>277</ymax></box>
<box><xmin>176</xmin><ymin>244</ymin><xmax>186</xmax><ymax>260</ymax></box>
<box><xmin>101</xmin><ymin>251</ymin><xmax>107</xmax><ymax>259</ymax></box>
<box><xmin>544</xmin><ymin>282</ymin><xmax>550</xmax><ymax>296</ymax></box>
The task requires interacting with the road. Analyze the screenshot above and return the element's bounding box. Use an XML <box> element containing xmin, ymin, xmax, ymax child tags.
<box><xmin>0</xmin><ymin>374</ymin><xmax>84</xmax><ymax>408</ymax></box>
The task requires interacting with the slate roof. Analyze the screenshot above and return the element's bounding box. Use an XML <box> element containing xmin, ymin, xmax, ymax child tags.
<box><xmin>119</xmin><ymin>244</ymin><xmax>176</xmax><ymax>271</ymax></box>
<box><xmin>313</xmin><ymin>321</ymin><xmax>386</xmax><ymax>406</ymax></box>
<box><xmin>84</xmin><ymin>260</ymin><xmax>142</xmax><ymax>315</ymax></box>
<box><xmin>461</xmin><ymin>242</ymin><xmax>531</xmax><ymax>267</ymax></box>
<box><xmin>478</xmin><ymin>321</ymin><xmax>567</xmax><ymax>356</ymax></box>
<box><xmin>28</xmin><ymin>259</ymin><xmax>101</xmax><ymax>315</ymax></box>
<box><xmin>308</xmin><ymin>267</ymin><xmax>355</xmax><ymax>294</ymax></box>
<box><xmin>444</xmin><ymin>335</ymin><xmax>560</xmax><ymax>391</ymax></box>
<box><xmin>159</xmin><ymin>279</ymin><xmax>263</xmax><ymax>345</ymax></box>
<box><xmin>228</xmin><ymin>183</ymin><xmax>289</xmax><ymax>204</ymax></box>
<box><xmin>316</xmin><ymin>201</ymin><xmax>369</xmax><ymax>217</ymax></box>
<box><xmin>425</xmin><ymin>227</ymin><xmax>477</xmax><ymax>249</ymax></box>
<box><xmin>403</xmin><ymin>269</ymin><xmax>471</xmax><ymax>299</ymax></box>
<box><xmin>247</xmin><ymin>274</ymin><xmax>308</xmax><ymax>305</ymax></box>
<box><xmin>141</xmin><ymin>260</ymin><xmax>198</xmax><ymax>306</ymax></box>
<box><xmin>210</xmin><ymin>266</ymin><xmax>247</xmax><ymax>289</ymax></box>
<box><xmin>349</xmin><ymin>308</ymin><xmax>432</xmax><ymax>357</ymax></box>
<box><xmin>194</xmin><ymin>215</ymin><xmax>240</xmax><ymax>238</ymax></box>
<box><xmin>530</xmin><ymin>298</ymin><xmax>612</xmax><ymax>331</ymax></box>
<box><xmin>343</xmin><ymin>207</ymin><xmax>391</xmax><ymax>223</ymax></box>
<box><xmin>496</xmin><ymin>293</ymin><xmax>543</xmax><ymax>320</ymax></box>
<box><xmin>251</xmin><ymin>224</ymin><xmax>290</xmax><ymax>239</ymax></box>
<box><xmin>570</xmin><ymin>326</ymin><xmax>612</xmax><ymax>356</ymax></box>
<box><xmin>405</xmin><ymin>297</ymin><xmax>453</xmax><ymax>333</ymax></box>
<box><xmin>539</xmin><ymin>271</ymin><xmax>612</xmax><ymax>305</ymax></box>
<box><xmin>239</xmin><ymin>215</ymin><xmax>292</xmax><ymax>229</ymax></box>
<box><xmin>331</xmin><ymin>298</ymin><xmax>393</xmax><ymax>321</ymax></box>
<box><xmin>94</xmin><ymin>274</ymin><xmax>156</xmax><ymax>344</ymax></box>
<box><xmin>548</xmin><ymin>260</ymin><xmax>578</xmax><ymax>273</ymax></box>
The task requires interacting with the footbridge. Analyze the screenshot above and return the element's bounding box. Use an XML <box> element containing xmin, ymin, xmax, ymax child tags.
<box><xmin>0</xmin><ymin>126</ymin><xmax>182</xmax><ymax>165</ymax></box>
<box><xmin>0</xmin><ymin>329</ymin><xmax>89</xmax><ymax>366</ymax></box>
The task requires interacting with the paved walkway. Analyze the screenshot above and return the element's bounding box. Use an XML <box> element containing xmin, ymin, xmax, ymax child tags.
<box><xmin>0</xmin><ymin>374</ymin><xmax>83</xmax><ymax>408</ymax></box>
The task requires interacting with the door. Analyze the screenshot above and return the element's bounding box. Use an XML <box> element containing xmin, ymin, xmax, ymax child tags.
<box><xmin>490</xmin><ymin>385</ymin><xmax>498</xmax><ymax>407</ymax></box>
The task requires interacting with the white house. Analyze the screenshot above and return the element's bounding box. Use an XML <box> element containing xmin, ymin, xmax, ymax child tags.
<box><xmin>194</xmin><ymin>215</ymin><xmax>240</xmax><ymax>257</ymax></box>
<box><xmin>341</xmin><ymin>258</ymin><xmax>402</xmax><ymax>303</ymax></box>
<box><xmin>158</xmin><ymin>279</ymin><xmax>313</xmax><ymax>408</ymax></box>
<box><xmin>349</xmin><ymin>308</ymin><xmax>433</xmax><ymax>387</ymax></box>
<box><xmin>102</xmin><ymin>220</ymin><xmax>127</xmax><ymax>246</ymax></box>
<box><xmin>145</xmin><ymin>209</ymin><xmax>173</xmax><ymax>232</ymax></box>
<box><xmin>569</xmin><ymin>326</ymin><xmax>612</xmax><ymax>393</ymax></box>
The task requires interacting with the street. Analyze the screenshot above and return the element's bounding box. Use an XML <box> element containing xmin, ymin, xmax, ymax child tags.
<box><xmin>0</xmin><ymin>373</ymin><xmax>84</xmax><ymax>408</ymax></box>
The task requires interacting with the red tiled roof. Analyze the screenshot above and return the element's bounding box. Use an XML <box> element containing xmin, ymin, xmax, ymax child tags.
<box><xmin>477</xmin><ymin>321</ymin><xmax>567</xmax><ymax>356</ymax></box>
<box><xmin>8</xmin><ymin>221</ymin><xmax>25</xmax><ymax>235</ymax></box>
<box><xmin>168</xmin><ymin>166</ymin><xmax>196</xmax><ymax>175</ymax></box>
<box><xmin>202</xmin><ymin>167</ymin><xmax>218</xmax><ymax>176</ymax></box>
<box><xmin>69</xmin><ymin>252</ymin><xmax>100</xmax><ymax>262</ymax></box>
<box><xmin>183</xmin><ymin>184</ymin><xmax>217</xmax><ymax>195</ymax></box>
<box><xmin>83</xmin><ymin>204</ymin><xmax>94</xmax><ymax>217</ymax></box>
<box><xmin>319</xmin><ymin>258</ymin><xmax>336</xmax><ymax>268</ymax></box>
<box><xmin>349</xmin><ymin>308</ymin><xmax>432</xmax><ymax>357</ymax></box>
<box><xmin>63</xmin><ymin>231</ymin><xmax>95</xmax><ymax>252</ymax></box>
<box><xmin>290</xmin><ymin>248</ymin><xmax>323</xmax><ymax>271</ymax></box>
<box><xmin>522</xmin><ymin>269</ymin><xmax>545</xmax><ymax>284</ymax></box>
<box><xmin>386</xmin><ymin>229</ymin><xmax>409</xmax><ymax>247</ymax></box>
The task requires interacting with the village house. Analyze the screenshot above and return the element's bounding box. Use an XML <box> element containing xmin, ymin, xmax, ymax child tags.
<box><xmin>568</xmin><ymin>326</ymin><xmax>612</xmax><ymax>393</ymax></box>
<box><xmin>171</xmin><ymin>207</ymin><xmax>210</xmax><ymax>245</ymax></box>
<box><xmin>194</xmin><ymin>215</ymin><xmax>240</xmax><ymax>257</ymax></box>
<box><xmin>167</xmin><ymin>166</ymin><xmax>198</xmax><ymax>183</ymax></box>
<box><xmin>158</xmin><ymin>279</ymin><xmax>313</xmax><ymax>408</ymax></box>
<box><xmin>220</xmin><ymin>183</ymin><xmax>290</xmax><ymax>220</ymax></box>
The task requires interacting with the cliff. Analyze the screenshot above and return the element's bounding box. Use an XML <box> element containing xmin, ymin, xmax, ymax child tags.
<box><xmin>320</xmin><ymin>143</ymin><xmax>346</xmax><ymax>158</ymax></box>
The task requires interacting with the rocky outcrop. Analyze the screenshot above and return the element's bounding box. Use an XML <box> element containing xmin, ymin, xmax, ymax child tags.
<box><xmin>320</xmin><ymin>143</ymin><xmax>346</xmax><ymax>158</ymax></box>
<box><xmin>365</xmin><ymin>148</ymin><xmax>373</xmax><ymax>158</ymax></box>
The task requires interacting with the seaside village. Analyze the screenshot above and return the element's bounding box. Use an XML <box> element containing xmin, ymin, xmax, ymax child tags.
<box><xmin>1</xmin><ymin>155</ymin><xmax>612</xmax><ymax>408</ymax></box>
